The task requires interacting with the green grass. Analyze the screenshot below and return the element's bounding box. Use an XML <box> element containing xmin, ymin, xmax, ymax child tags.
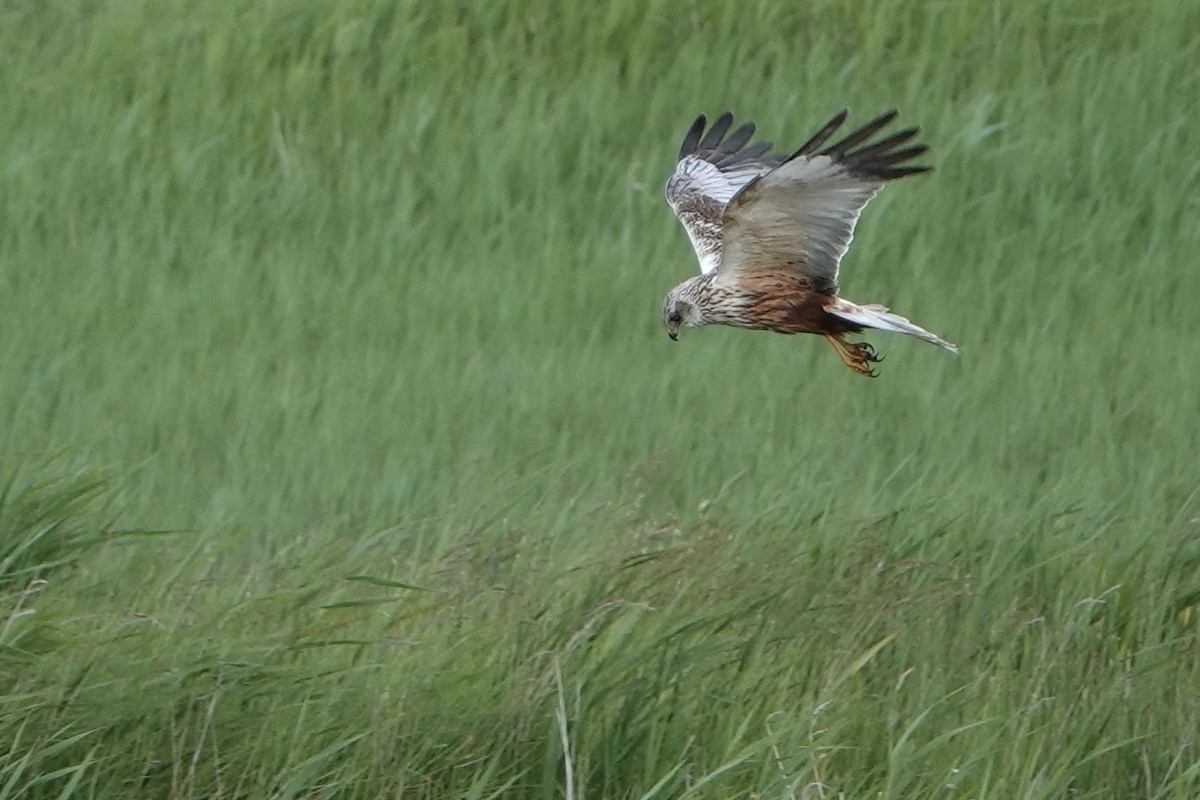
<box><xmin>3</xmin><ymin>0</ymin><xmax>1200</xmax><ymax>796</ymax></box>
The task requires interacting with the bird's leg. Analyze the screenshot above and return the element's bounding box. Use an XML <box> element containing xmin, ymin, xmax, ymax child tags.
<box><xmin>825</xmin><ymin>334</ymin><xmax>883</xmax><ymax>378</ymax></box>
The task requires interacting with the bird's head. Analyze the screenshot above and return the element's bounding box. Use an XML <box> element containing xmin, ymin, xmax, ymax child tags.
<box><xmin>661</xmin><ymin>281</ymin><xmax>703</xmax><ymax>341</ymax></box>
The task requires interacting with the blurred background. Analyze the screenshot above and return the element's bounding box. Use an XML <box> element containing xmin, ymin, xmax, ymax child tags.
<box><xmin>2</xmin><ymin>1</ymin><xmax>1198</xmax><ymax>797</ymax></box>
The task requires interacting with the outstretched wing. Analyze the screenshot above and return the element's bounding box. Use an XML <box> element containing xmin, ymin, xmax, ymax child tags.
<box><xmin>665</xmin><ymin>112</ymin><xmax>783</xmax><ymax>275</ymax></box>
<box><xmin>716</xmin><ymin>110</ymin><xmax>930</xmax><ymax>295</ymax></box>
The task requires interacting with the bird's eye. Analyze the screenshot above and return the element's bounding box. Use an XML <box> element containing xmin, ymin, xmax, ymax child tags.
<box><xmin>668</xmin><ymin>312</ymin><xmax>683</xmax><ymax>324</ymax></box>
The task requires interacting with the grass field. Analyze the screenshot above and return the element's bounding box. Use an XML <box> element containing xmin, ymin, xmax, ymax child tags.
<box><xmin>3</xmin><ymin>0</ymin><xmax>1200</xmax><ymax>797</ymax></box>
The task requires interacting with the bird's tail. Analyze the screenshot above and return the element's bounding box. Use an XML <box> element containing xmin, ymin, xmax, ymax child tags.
<box><xmin>826</xmin><ymin>298</ymin><xmax>958</xmax><ymax>353</ymax></box>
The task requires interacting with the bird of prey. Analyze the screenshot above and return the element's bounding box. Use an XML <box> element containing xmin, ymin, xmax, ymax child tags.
<box><xmin>662</xmin><ymin>109</ymin><xmax>956</xmax><ymax>376</ymax></box>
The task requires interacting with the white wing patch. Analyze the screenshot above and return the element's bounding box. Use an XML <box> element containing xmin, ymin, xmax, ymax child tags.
<box><xmin>669</xmin><ymin>156</ymin><xmax>763</xmax><ymax>207</ymax></box>
<box><xmin>666</xmin><ymin>157</ymin><xmax>771</xmax><ymax>275</ymax></box>
<box><xmin>664</xmin><ymin>114</ymin><xmax>781</xmax><ymax>276</ymax></box>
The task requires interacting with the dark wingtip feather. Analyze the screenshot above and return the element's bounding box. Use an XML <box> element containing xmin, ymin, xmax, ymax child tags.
<box><xmin>824</xmin><ymin>109</ymin><xmax>900</xmax><ymax>157</ymax></box>
<box><xmin>866</xmin><ymin>144</ymin><xmax>929</xmax><ymax>167</ymax></box>
<box><xmin>878</xmin><ymin>165</ymin><xmax>933</xmax><ymax>180</ymax></box>
<box><xmin>717</xmin><ymin>122</ymin><xmax>756</xmax><ymax>154</ymax></box>
<box><xmin>792</xmin><ymin>108</ymin><xmax>849</xmax><ymax>157</ymax></box>
<box><xmin>675</xmin><ymin>111</ymin><xmax>784</xmax><ymax>170</ymax></box>
<box><xmin>678</xmin><ymin>114</ymin><xmax>707</xmax><ymax>160</ymax></box>
<box><xmin>847</xmin><ymin>128</ymin><xmax>920</xmax><ymax>161</ymax></box>
<box><xmin>698</xmin><ymin>112</ymin><xmax>735</xmax><ymax>151</ymax></box>
<box><xmin>805</xmin><ymin>109</ymin><xmax>933</xmax><ymax>180</ymax></box>
<box><xmin>740</xmin><ymin>141</ymin><xmax>775</xmax><ymax>159</ymax></box>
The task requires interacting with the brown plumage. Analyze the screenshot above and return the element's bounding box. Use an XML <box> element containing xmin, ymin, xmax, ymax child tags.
<box><xmin>662</xmin><ymin>109</ymin><xmax>956</xmax><ymax>376</ymax></box>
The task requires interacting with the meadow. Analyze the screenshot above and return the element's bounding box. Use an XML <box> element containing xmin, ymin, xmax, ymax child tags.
<box><xmin>2</xmin><ymin>0</ymin><xmax>1199</xmax><ymax>796</ymax></box>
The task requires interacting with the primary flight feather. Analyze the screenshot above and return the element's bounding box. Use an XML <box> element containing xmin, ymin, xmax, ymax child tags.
<box><xmin>662</xmin><ymin>109</ymin><xmax>956</xmax><ymax>376</ymax></box>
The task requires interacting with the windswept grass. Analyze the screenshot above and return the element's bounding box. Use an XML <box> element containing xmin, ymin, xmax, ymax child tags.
<box><xmin>2</xmin><ymin>0</ymin><xmax>1199</xmax><ymax>797</ymax></box>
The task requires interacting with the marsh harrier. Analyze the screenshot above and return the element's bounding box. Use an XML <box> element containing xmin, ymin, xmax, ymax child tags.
<box><xmin>662</xmin><ymin>109</ymin><xmax>956</xmax><ymax>376</ymax></box>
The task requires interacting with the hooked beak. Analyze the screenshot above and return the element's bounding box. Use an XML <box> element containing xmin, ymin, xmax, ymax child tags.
<box><xmin>666</xmin><ymin>326</ymin><xmax>679</xmax><ymax>342</ymax></box>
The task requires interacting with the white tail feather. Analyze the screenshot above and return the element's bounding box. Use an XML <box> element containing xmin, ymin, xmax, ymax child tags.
<box><xmin>827</xmin><ymin>299</ymin><xmax>958</xmax><ymax>353</ymax></box>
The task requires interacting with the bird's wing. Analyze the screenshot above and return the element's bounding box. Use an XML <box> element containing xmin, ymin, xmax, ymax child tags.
<box><xmin>716</xmin><ymin>110</ymin><xmax>930</xmax><ymax>295</ymax></box>
<box><xmin>665</xmin><ymin>112</ymin><xmax>784</xmax><ymax>275</ymax></box>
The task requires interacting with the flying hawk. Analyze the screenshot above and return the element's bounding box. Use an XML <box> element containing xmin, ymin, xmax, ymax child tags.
<box><xmin>662</xmin><ymin>109</ymin><xmax>957</xmax><ymax>376</ymax></box>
